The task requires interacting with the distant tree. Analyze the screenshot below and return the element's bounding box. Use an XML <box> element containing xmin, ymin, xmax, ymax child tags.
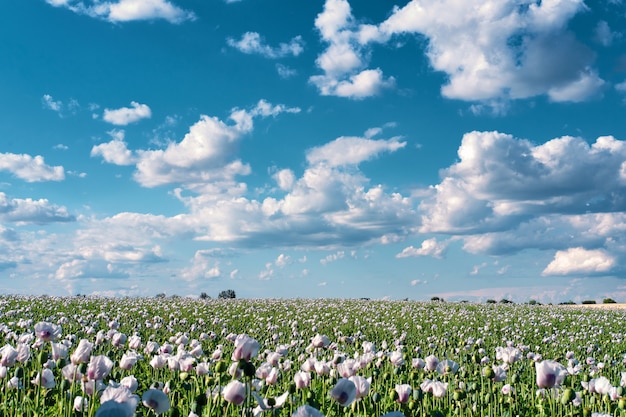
<box><xmin>431</xmin><ymin>296</ymin><xmax>441</xmax><ymax>302</ymax></box>
<box><xmin>527</xmin><ymin>299</ymin><xmax>540</xmax><ymax>305</ymax></box>
<box><xmin>559</xmin><ymin>300</ymin><xmax>575</xmax><ymax>305</ymax></box>
<box><xmin>499</xmin><ymin>298</ymin><xmax>513</xmax><ymax>304</ymax></box>
<box><xmin>200</xmin><ymin>292</ymin><xmax>210</xmax><ymax>300</ymax></box>
<box><xmin>170</xmin><ymin>294</ymin><xmax>181</xmax><ymax>299</ymax></box>
<box><xmin>581</xmin><ymin>300</ymin><xmax>597</xmax><ymax>304</ymax></box>
<box><xmin>603</xmin><ymin>298</ymin><xmax>616</xmax><ymax>304</ymax></box>
<box><xmin>218</xmin><ymin>289</ymin><xmax>236</xmax><ymax>299</ymax></box>
<box><xmin>486</xmin><ymin>299</ymin><xmax>497</xmax><ymax>304</ymax></box>
<box><xmin>155</xmin><ymin>292</ymin><xmax>166</xmax><ymax>299</ymax></box>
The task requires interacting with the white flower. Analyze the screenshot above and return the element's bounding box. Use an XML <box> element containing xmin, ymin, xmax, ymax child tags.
<box><xmin>142</xmin><ymin>388</ymin><xmax>171</xmax><ymax>414</ymax></box>
<box><xmin>329</xmin><ymin>378</ymin><xmax>357</xmax><ymax>407</ymax></box>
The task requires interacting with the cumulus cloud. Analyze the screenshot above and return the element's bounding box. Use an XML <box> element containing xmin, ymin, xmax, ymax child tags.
<box><xmin>44</xmin><ymin>0</ymin><xmax>195</xmax><ymax>24</ymax></box>
<box><xmin>103</xmin><ymin>102</ymin><xmax>152</xmax><ymax>125</ymax></box>
<box><xmin>420</xmin><ymin>132</ymin><xmax>626</xmax><ymax>234</ymax></box>
<box><xmin>378</xmin><ymin>0</ymin><xmax>602</xmax><ymax>105</ymax></box>
<box><xmin>306</xmin><ymin>136</ymin><xmax>406</xmax><ymax>166</ymax></box>
<box><xmin>543</xmin><ymin>247</ymin><xmax>616</xmax><ymax>275</ymax></box>
<box><xmin>227</xmin><ymin>32</ymin><xmax>305</xmax><ymax>58</ymax></box>
<box><xmin>309</xmin><ymin>0</ymin><xmax>603</xmax><ymax>106</ymax></box>
<box><xmin>92</xmin><ymin>100</ymin><xmax>300</xmax><ymax>188</ymax></box>
<box><xmin>0</xmin><ymin>153</ymin><xmax>65</xmax><ymax>182</ymax></box>
<box><xmin>0</xmin><ymin>193</ymin><xmax>75</xmax><ymax>224</ymax></box>
<box><xmin>309</xmin><ymin>0</ymin><xmax>395</xmax><ymax>99</ymax></box>
<box><xmin>396</xmin><ymin>237</ymin><xmax>448</xmax><ymax>259</ymax></box>
<box><xmin>180</xmin><ymin>250</ymin><xmax>222</xmax><ymax>281</ymax></box>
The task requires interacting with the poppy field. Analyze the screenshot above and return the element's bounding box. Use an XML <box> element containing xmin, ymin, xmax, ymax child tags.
<box><xmin>0</xmin><ymin>295</ymin><xmax>625</xmax><ymax>417</ymax></box>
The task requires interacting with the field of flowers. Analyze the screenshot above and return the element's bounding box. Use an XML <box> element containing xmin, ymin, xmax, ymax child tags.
<box><xmin>1</xmin><ymin>296</ymin><xmax>625</xmax><ymax>417</ymax></box>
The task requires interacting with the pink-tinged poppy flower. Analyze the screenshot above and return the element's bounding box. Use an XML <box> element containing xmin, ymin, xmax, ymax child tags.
<box><xmin>119</xmin><ymin>352</ymin><xmax>140</xmax><ymax>371</ymax></box>
<box><xmin>34</xmin><ymin>322</ymin><xmax>62</xmax><ymax>342</ymax></box>
<box><xmin>232</xmin><ymin>334</ymin><xmax>260</xmax><ymax>361</ymax></box>
<box><xmin>311</xmin><ymin>334</ymin><xmax>330</xmax><ymax>349</ymax></box>
<box><xmin>87</xmin><ymin>355</ymin><xmax>114</xmax><ymax>380</ymax></box>
<box><xmin>329</xmin><ymin>378</ymin><xmax>357</xmax><ymax>407</ymax></box>
<box><xmin>222</xmin><ymin>380</ymin><xmax>247</xmax><ymax>405</ymax></box>
<box><xmin>73</xmin><ymin>396</ymin><xmax>88</xmax><ymax>412</ymax></box>
<box><xmin>62</xmin><ymin>364</ymin><xmax>83</xmax><ymax>382</ymax></box>
<box><xmin>395</xmin><ymin>383</ymin><xmax>413</xmax><ymax>403</ymax></box>
<box><xmin>535</xmin><ymin>360</ymin><xmax>567</xmax><ymax>388</ymax></box>
<box><xmin>16</xmin><ymin>343</ymin><xmax>30</xmax><ymax>363</ymax></box>
<box><xmin>424</xmin><ymin>355</ymin><xmax>439</xmax><ymax>371</ymax></box>
<box><xmin>31</xmin><ymin>368</ymin><xmax>55</xmax><ymax>389</ymax></box>
<box><xmin>420</xmin><ymin>379</ymin><xmax>448</xmax><ymax>398</ymax></box>
<box><xmin>294</xmin><ymin>371</ymin><xmax>311</xmax><ymax>389</ymax></box>
<box><xmin>128</xmin><ymin>335</ymin><xmax>142</xmax><ymax>350</ymax></box>
<box><xmin>195</xmin><ymin>362</ymin><xmax>209</xmax><ymax>376</ymax></box>
<box><xmin>120</xmin><ymin>375</ymin><xmax>139</xmax><ymax>393</ymax></box>
<box><xmin>142</xmin><ymin>388</ymin><xmax>170</xmax><ymax>414</ymax></box>
<box><xmin>436</xmin><ymin>359</ymin><xmax>459</xmax><ymax>375</ymax></box>
<box><xmin>150</xmin><ymin>355</ymin><xmax>167</xmax><ymax>369</ymax></box>
<box><xmin>95</xmin><ymin>400</ymin><xmax>136</xmax><ymax>417</ymax></box>
<box><xmin>389</xmin><ymin>351</ymin><xmax>405</xmax><ymax>367</ymax></box>
<box><xmin>100</xmin><ymin>385</ymin><xmax>139</xmax><ymax>409</ymax></box>
<box><xmin>412</xmin><ymin>357</ymin><xmax>425</xmax><ymax>369</ymax></box>
<box><xmin>51</xmin><ymin>342</ymin><xmax>68</xmax><ymax>361</ymax></box>
<box><xmin>71</xmin><ymin>339</ymin><xmax>94</xmax><ymax>364</ymax></box>
<box><xmin>0</xmin><ymin>344</ymin><xmax>18</xmax><ymax>367</ymax></box>
<box><xmin>265</xmin><ymin>367</ymin><xmax>280</xmax><ymax>385</ymax></box>
<box><xmin>291</xmin><ymin>405</ymin><xmax>324</xmax><ymax>417</ymax></box>
<box><xmin>349</xmin><ymin>375</ymin><xmax>371</xmax><ymax>399</ymax></box>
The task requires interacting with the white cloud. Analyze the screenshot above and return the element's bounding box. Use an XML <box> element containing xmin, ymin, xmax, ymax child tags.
<box><xmin>310</xmin><ymin>0</ymin><xmax>395</xmax><ymax>99</ymax></box>
<box><xmin>396</xmin><ymin>237</ymin><xmax>448</xmax><ymax>259</ymax></box>
<box><xmin>0</xmin><ymin>192</ymin><xmax>75</xmax><ymax>224</ymax></box>
<box><xmin>275</xmin><ymin>253</ymin><xmax>290</xmax><ymax>267</ymax></box>
<box><xmin>306</xmin><ymin>136</ymin><xmax>406</xmax><ymax>166</ymax></box>
<box><xmin>227</xmin><ymin>32</ymin><xmax>304</xmax><ymax>58</ymax></box>
<box><xmin>420</xmin><ymin>132</ymin><xmax>626</xmax><ymax>234</ymax></box>
<box><xmin>273</xmin><ymin>169</ymin><xmax>295</xmax><ymax>191</ymax></box>
<box><xmin>0</xmin><ymin>153</ymin><xmax>65</xmax><ymax>182</ymax></box>
<box><xmin>90</xmin><ymin>132</ymin><xmax>137</xmax><ymax>166</ymax></box>
<box><xmin>103</xmin><ymin>102</ymin><xmax>152</xmax><ymax>125</ymax></box>
<box><xmin>543</xmin><ymin>247</ymin><xmax>616</xmax><ymax>275</ymax></box>
<box><xmin>276</xmin><ymin>64</ymin><xmax>297</xmax><ymax>79</ymax></box>
<box><xmin>594</xmin><ymin>21</ymin><xmax>615</xmax><ymax>46</ymax></box>
<box><xmin>42</xmin><ymin>94</ymin><xmax>62</xmax><ymax>112</ymax></box>
<box><xmin>320</xmin><ymin>251</ymin><xmax>345</xmax><ymax>265</ymax></box>
<box><xmin>94</xmin><ymin>100</ymin><xmax>299</xmax><ymax>188</ymax></box>
<box><xmin>372</xmin><ymin>0</ymin><xmax>603</xmax><ymax>106</ymax></box>
<box><xmin>180</xmin><ymin>250</ymin><xmax>222</xmax><ymax>281</ymax></box>
<box><xmin>45</xmin><ymin>0</ymin><xmax>195</xmax><ymax>24</ymax></box>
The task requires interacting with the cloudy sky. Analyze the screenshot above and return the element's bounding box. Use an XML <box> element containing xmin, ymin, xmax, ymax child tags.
<box><xmin>1</xmin><ymin>0</ymin><xmax>626</xmax><ymax>302</ymax></box>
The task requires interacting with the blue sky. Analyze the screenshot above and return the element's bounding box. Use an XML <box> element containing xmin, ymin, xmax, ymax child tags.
<box><xmin>1</xmin><ymin>0</ymin><xmax>626</xmax><ymax>302</ymax></box>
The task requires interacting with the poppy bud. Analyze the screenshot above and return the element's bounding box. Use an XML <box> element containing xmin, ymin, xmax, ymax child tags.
<box><xmin>242</xmin><ymin>361</ymin><xmax>256</xmax><ymax>377</ymax></box>
<box><xmin>561</xmin><ymin>388</ymin><xmax>575</xmax><ymax>405</ymax></box>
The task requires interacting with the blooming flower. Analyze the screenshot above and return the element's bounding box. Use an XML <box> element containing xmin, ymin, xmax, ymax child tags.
<box><xmin>0</xmin><ymin>345</ymin><xmax>18</xmax><ymax>367</ymax></box>
<box><xmin>420</xmin><ymin>379</ymin><xmax>448</xmax><ymax>398</ymax></box>
<box><xmin>222</xmin><ymin>380</ymin><xmax>247</xmax><ymax>405</ymax></box>
<box><xmin>329</xmin><ymin>378</ymin><xmax>357</xmax><ymax>407</ymax></box>
<box><xmin>349</xmin><ymin>375</ymin><xmax>371</xmax><ymax>399</ymax></box>
<box><xmin>71</xmin><ymin>339</ymin><xmax>94</xmax><ymax>364</ymax></box>
<box><xmin>424</xmin><ymin>354</ymin><xmax>439</xmax><ymax>371</ymax></box>
<box><xmin>95</xmin><ymin>400</ymin><xmax>136</xmax><ymax>417</ymax></box>
<box><xmin>436</xmin><ymin>359</ymin><xmax>459</xmax><ymax>375</ymax></box>
<box><xmin>291</xmin><ymin>405</ymin><xmax>324</xmax><ymax>417</ymax></box>
<box><xmin>119</xmin><ymin>352</ymin><xmax>140</xmax><ymax>371</ymax></box>
<box><xmin>294</xmin><ymin>371</ymin><xmax>311</xmax><ymax>389</ymax></box>
<box><xmin>87</xmin><ymin>355</ymin><xmax>114</xmax><ymax>380</ymax></box>
<box><xmin>74</xmin><ymin>396</ymin><xmax>88</xmax><ymax>412</ymax></box>
<box><xmin>51</xmin><ymin>342</ymin><xmax>68</xmax><ymax>361</ymax></box>
<box><xmin>395</xmin><ymin>383</ymin><xmax>413</xmax><ymax>403</ymax></box>
<box><xmin>535</xmin><ymin>360</ymin><xmax>567</xmax><ymax>388</ymax></box>
<box><xmin>311</xmin><ymin>334</ymin><xmax>330</xmax><ymax>349</ymax></box>
<box><xmin>34</xmin><ymin>322</ymin><xmax>62</xmax><ymax>342</ymax></box>
<box><xmin>232</xmin><ymin>334</ymin><xmax>260</xmax><ymax>361</ymax></box>
<box><xmin>120</xmin><ymin>375</ymin><xmax>139</xmax><ymax>393</ymax></box>
<box><xmin>31</xmin><ymin>368</ymin><xmax>55</xmax><ymax>389</ymax></box>
<box><xmin>142</xmin><ymin>388</ymin><xmax>171</xmax><ymax>414</ymax></box>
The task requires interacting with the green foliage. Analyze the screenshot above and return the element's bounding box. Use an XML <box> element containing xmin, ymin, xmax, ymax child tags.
<box><xmin>581</xmin><ymin>300</ymin><xmax>597</xmax><ymax>304</ymax></box>
<box><xmin>603</xmin><ymin>297</ymin><xmax>617</xmax><ymax>304</ymax></box>
<box><xmin>218</xmin><ymin>289</ymin><xmax>236</xmax><ymax>299</ymax></box>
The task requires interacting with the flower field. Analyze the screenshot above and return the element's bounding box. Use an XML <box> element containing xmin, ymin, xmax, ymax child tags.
<box><xmin>1</xmin><ymin>296</ymin><xmax>625</xmax><ymax>417</ymax></box>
